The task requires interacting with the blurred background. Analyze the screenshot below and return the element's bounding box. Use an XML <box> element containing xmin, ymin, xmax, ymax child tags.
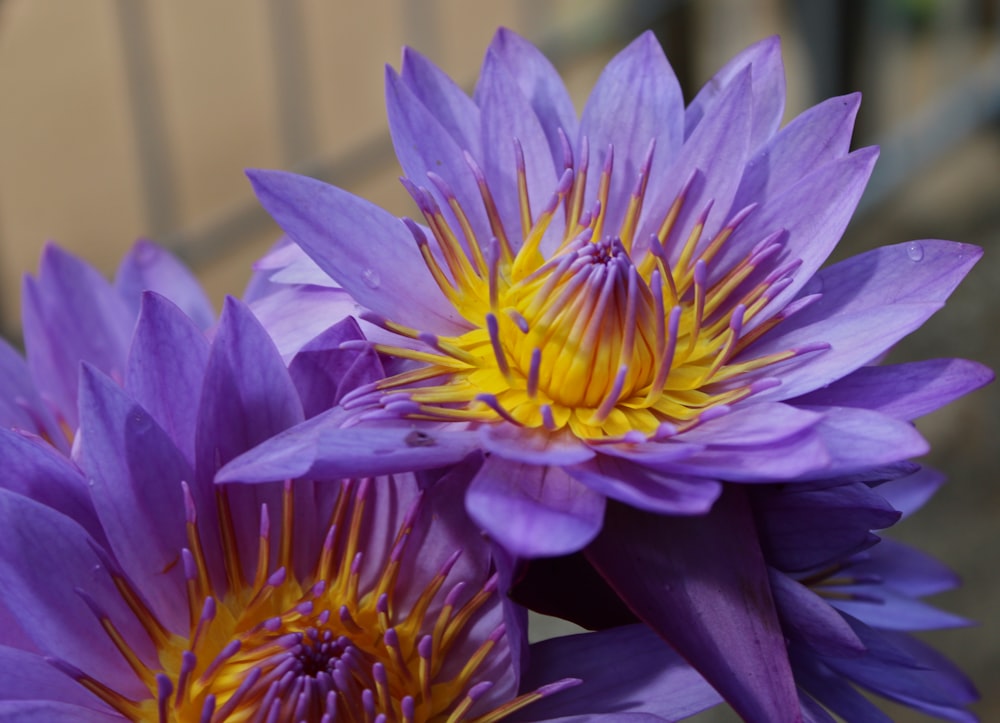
<box><xmin>0</xmin><ymin>0</ymin><xmax>996</xmax><ymax>720</ymax></box>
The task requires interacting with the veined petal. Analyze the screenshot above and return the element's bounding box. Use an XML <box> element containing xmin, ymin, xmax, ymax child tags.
<box><xmin>78</xmin><ymin>365</ymin><xmax>190</xmax><ymax>633</ymax></box>
<box><xmin>479</xmin><ymin>424</ymin><xmax>595</xmax><ymax>466</ymax></box>
<box><xmin>848</xmin><ymin>538</ymin><xmax>959</xmax><ymax>598</ymax></box>
<box><xmin>0</xmin><ymin>701</ymin><xmax>123</xmax><ymax>722</ymax></box>
<box><xmin>675</xmin><ymin>402</ymin><xmax>822</xmax><ymax>446</ymax></box>
<box><xmin>246</xmin><ymin>169</ymin><xmax>469</xmax><ymax>335</ymax></box>
<box><xmin>875</xmin><ymin>466</ymin><xmax>945</xmax><ymax>518</ymax></box>
<box><xmin>802</xmin><ymin>407</ymin><xmax>930</xmax><ymax>477</ymax></box>
<box><xmin>686</xmin><ymin>36</ymin><xmax>786</xmax><ymax>150</ymax></box>
<box><xmin>0</xmin><ymin>646</ymin><xmax>112</xmax><ymax>710</ymax></box>
<box><xmin>769</xmin><ymin>569</ymin><xmax>866</xmax><ymax>657</ymax></box>
<box><xmin>0</xmin><ymin>338</ymin><xmax>64</xmax><ymax>448</ymax></box>
<box><xmin>125</xmin><ymin>292</ymin><xmax>210</xmax><ymax>465</ymax></box>
<box><xmin>114</xmin><ymin>240</ymin><xmax>214</xmax><ymax>330</ymax></box>
<box><xmin>466</xmin><ymin>457</ymin><xmax>605</xmax><ymax>557</ymax></box>
<box><xmin>791</xmin><ymin>358</ymin><xmax>994</xmax><ymax>421</ymax></box>
<box><xmin>400</xmin><ymin>46</ymin><xmax>482</xmax><ymax>157</ymax></box>
<box><xmin>744</xmin><ymin>240</ymin><xmax>982</xmax><ymax>401</ymax></box>
<box><xmin>581</xmin><ymin>31</ymin><xmax>684</xmax><ymax>233</ymax></box>
<box><xmin>587</xmin><ymin>490</ymin><xmax>801</xmax><ymax>722</ymax></box>
<box><xmin>512</xmin><ymin>624</ymin><xmax>722</xmax><ymax>721</ymax></box>
<box><xmin>480</xmin><ymin>28</ymin><xmax>579</xmax><ymax>160</ymax></box>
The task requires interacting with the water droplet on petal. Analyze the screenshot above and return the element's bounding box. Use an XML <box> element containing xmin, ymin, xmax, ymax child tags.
<box><xmin>362</xmin><ymin>269</ymin><xmax>381</xmax><ymax>289</ymax></box>
<box><xmin>906</xmin><ymin>242</ymin><xmax>924</xmax><ymax>262</ymax></box>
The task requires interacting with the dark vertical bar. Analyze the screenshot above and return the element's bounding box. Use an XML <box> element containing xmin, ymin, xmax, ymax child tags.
<box><xmin>267</xmin><ymin>0</ymin><xmax>316</xmax><ymax>166</ymax></box>
<box><xmin>113</xmin><ymin>0</ymin><xmax>177</xmax><ymax>236</ymax></box>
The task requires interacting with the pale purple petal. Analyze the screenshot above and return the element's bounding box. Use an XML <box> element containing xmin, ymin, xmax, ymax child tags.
<box><xmin>769</xmin><ymin>570</ymin><xmax>866</xmax><ymax>657</ymax></box>
<box><xmin>0</xmin><ymin>646</ymin><xmax>112</xmax><ymax>710</ymax></box>
<box><xmin>732</xmin><ymin>93</ymin><xmax>860</xmax><ymax>210</ymax></box>
<box><xmin>800</xmin><ymin>407</ymin><xmax>929</xmax><ymax>477</ymax></box>
<box><xmin>686</xmin><ymin>36</ymin><xmax>786</xmax><ymax>150</ymax></box>
<box><xmin>479</xmin><ymin>424</ymin><xmax>594</xmax><ymax>466</ymax></box>
<box><xmin>586</xmin><ymin>490</ymin><xmax>800</xmax><ymax>722</ymax></box>
<box><xmin>851</xmin><ymin>538</ymin><xmax>958</xmax><ymax>598</ymax></box>
<box><xmin>466</xmin><ymin>457</ymin><xmax>605</xmax><ymax>558</ymax></box>
<box><xmin>791</xmin><ymin>358</ymin><xmax>993</xmax><ymax>421</ymax></box>
<box><xmin>0</xmin><ymin>338</ymin><xmax>64</xmax><ymax>448</ymax></box>
<box><xmin>662</xmin><ymin>428</ymin><xmax>831</xmax><ymax>481</ymax></box>
<box><xmin>77</xmin><ymin>365</ymin><xmax>190</xmax><ymax>633</ymax></box>
<box><xmin>675</xmin><ymin>402</ymin><xmax>822</xmax><ymax>445</ymax></box>
<box><xmin>512</xmin><ymin>625</ymin><xmax>722</xmax><ymax>721</ymax></box>
<box><xmin>114</xmin><ymin>240</ymin><xmax>214</xmax><ymax>330</ymax></box>
<box><xmin>744</xmin><ymin>240</ymin><xmax>982</xmax><ymax>401</ymax></box>
<box><xmin>0</xmin><ymin>489</ymin><xmax>152</xmax><ymax>698</ymax></box>
<box><xmin>246</xmin><ymin>169</ymin><xmax>469</xmax><ymax>335</ymax></box>
<box><xmin>479</xmin><ymin>28</ymin><xmax>579</xmax><ymax>161</ymax></box>
<box><xmin>829</xmin><ymin>587</ymin><xmax>970</xmax><ymax>632</ymax></box>
<box><xmin>400</xmin><ymin>46</ymin><xmax>482</xmax><ymax>156</ymax></box>
<box><xmin>581</xmin><ymin>31</ymin><xmax>684</xmax><ymax>233</ymax></box>
<box><xmin>566</xmin><ymin>454</ymin><xmax>721</xmax><ymax>515</ymax></box>
<box><xmin>249</xmin><ymin>284</ymin><xmax>364</xmax><ymax>362</ymax></box>
<box><xmin>125</xmin><ymin>292</ymin><xmax>210</xmax><ymax>465</ymax></box>
<box><xmin>875</xmin><ymin>466</ymin><xmax>945</xmax><ymax>518</ymax></box>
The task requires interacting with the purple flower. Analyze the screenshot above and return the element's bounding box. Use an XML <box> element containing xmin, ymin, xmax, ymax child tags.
<box><xmin>234</xmin><ymin>28</ymin><xmax>991</xmax><ymax>719</ymax></box>
<box><xmin>0</xmin><ymin>251</ymin><xmax>722</xmax><ymax>720</ymax></box>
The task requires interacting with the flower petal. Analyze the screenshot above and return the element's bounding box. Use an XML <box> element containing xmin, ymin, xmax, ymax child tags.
<box><xmin>479</xmin><ymin>28</ymin><xmax>579</xmax><ymax>161</ymax></box>
<box><xmin>769</xmin><ymin>569</ymin><xmax>866</xmax><ymax>657</ymax></box>
<box><xmin>0</xmin><ymin>701</ymin><xmax>123</xmax><ymax>722</ymax></box>
<box><xmin>586</xmin><ymin>489</ymin><xmax>800</xmax><ymax>722</ymax></box>
<box><xmin>78</xmin><ymin>364</ymin><xmax>190</xmax><ymax>633</ymax></box>
<box><xmin>125</xmin><ymin>292</ymin><xmax>210</xmax><ymax>465</ymax></box>
<box><xmin>246</xmin><ymin>169</ymin><xmax>468</xmax><ymax>334</ymax></box>
<box><xmin>686</xmin><ymin>36</ymin><xmax>786</xmax><ymax>150</ymax></box>
<box><xmin>850</xmin><ymin>538</ymin><xmax>958</xmax><ymax>598</ymax></box>
<box><xmin>466</xmin><ymin>457</ymin><xmax>605</xmax><ymax>558</ymax></box>
<box><xmin>479</xmin><ymin>424</ymin><xmax>595</xmax><ymax>466</ymax></box>
<box><xmin>0</xmin><ymin>338</ymin><xmax>64</xmax><ymax>448</ymax></box>
<box><xmin>400</xmin><ymin>46</ymin><xmax>482</xmax><ymax>157</ymax></box>
<box><xmin>791</xmin><ymin>358</ymin><xmax>993</xmax><ymax>421</ymax></box>
<box><xmin>745</xmin><ymin>240</ymin><xmax>982</xmax><ymax>401</ymax></box>
<box><xmin>512</xmin><ymin>624</ymin><xmax>722</xmax><ymax>721</ymax></box>
<box><xmin>0</xmin><ymin>645</ymin><xmax>110</xmax><ymax>709</ymax></box>
<box><xmin>581</xmin><ymin>31</ymin><xmax>684</xmax><ymax>234</ymax></box>
<box><xmin>0</xmin><ymin>488</ymin><xmax>152</xmax><ymax>698</ymax></box>
<box><xmin>114</xmin><ymin>240</ymin><xmax>214</xmax><ymax>330</ymax></box>
<box><xmin>875</xmin><ymin>465</ymin><xmax>945</xmax><ymax>518</ymax></box>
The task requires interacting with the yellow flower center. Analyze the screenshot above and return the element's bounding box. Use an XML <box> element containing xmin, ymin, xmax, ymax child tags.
<box><xmin>62</xmin><ymin>480</ymin><xmax>560</xmax><ymax>721</ymax></box>
<box><xmin>355</xmin><ymin>139</ymin><xmax>813</xmax><ymax>440</ymax></box>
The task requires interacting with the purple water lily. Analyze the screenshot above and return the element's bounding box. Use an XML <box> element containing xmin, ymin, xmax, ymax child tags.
<box><xmin>0</xmin><ymin>250</ymin><xmax>722</xmax><ymax>720</ymax></box>
<box><xmin>233</xmin><ymin>28</ymin><xmax>991</xmax><ymax>720</ymax></box>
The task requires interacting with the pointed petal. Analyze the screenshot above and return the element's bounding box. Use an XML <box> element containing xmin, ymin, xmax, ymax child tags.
<box><xmin>0</xmin><ymin>489</ymin><xmax>152</xmax><ymax>698</ymax></box>
<box><xmin>586</xmin><ymin>489</ymin><xmax>801</xmax><ymax>722</ymax></box>
<box><xmin>115</xmin><ymin>240</ymin><xmax>214</xmax><ymax>330</ymax></box>
<box><xmin>0</xmin><ymin>701</ymin><xmax>123</xmax><ymax>722</ymax></box>
<box><xmin>745</xmin><ymin>240</ymin><xmax>982</xmax><ymax>401</ymax></box>
<box><xmin>246</xmin><ymin>169</ymin><xmax>468</xmax><ymax>334</ymax></box>
<box><xmin>733</xmin><ymin>93</ymin><xmax>861</xmax><ymax>210</ymax></box>
<box><xmin>466</xmin><ymin>457</ymin><xmax>605</xmax><ymax>558</ymax></box>
<box><xmin>850</xmin><ymin>538</ymin><xmax>958</xmax><ymax>598</ymax></box>
<box><xmin>664</xmin><ymin>426</ymin><xmax>831</xmax><ymax>481</ymax></box>
<box><xmin>479</xmin><ymin>424</ymin><xmax>594</xmax><ymax>466</ymax></box>
<box><xmin>677</xmin><ymin>402</ymin><xmax>822</xmax><ymax>445</ymax></box>
<box><xmin>513</xmin><ymin>624</ymin><xmax>722</xmax><ymax>721</ymax></box>
<box><xmin>0</xmin><ymin>646</ymin><xmax>112</xmax><ymax>709</ymax></box>
<box><xmin>249</xmin><ymin>284</ymin><xmax>363</xmax><ymax>362</ymax></box>
<box><xmin>0</xmin><ymin>338</ymin><xmax>64</xmax><ymax>448</ymax></box>
<box><xmin>769</xmin><ymin>569</ymin><xmax>866</xmax><ymax>657</ymax></box>
<box><xmin>480</xmin><ymin>28</ymin><xmax>578</xmax><ymax>160</ymax></box>
<box><xmin>216</xmin><ymin>414</ymin><xmax>483</xmax><ymax>483</ymax></box>
<box><xmin>830</xmin><ymin>587</ymin><xmax>970</xmax><ymax>632</ymax></box>
<box><xmin>78</xmin><ymin>365</ymin><xmax>190</xmax><ymax>632</ymax></box>
<box><xmin>400</xmin><ymin>46</ymin><xmax>482</xmax><ymax>156</ymax></box>
<box><xmin>21</xmin><ymin>245</ymin><xmax>134</xmax><ymax>428</ymax></box>
<box><xmin>875</xmin><ymin>466</ymin><xmax>945</xmax><ymax>518</ymax></box>
<box><xmin>686</xmin><ymin>36</ymin><xmax>786</xmax><ymax>150</ymax></box>
<box><xmin>792</xmin><ymin>358</ymin><xmax>993</xmax><ymax>421</ymax></box>
<box><xmin>566</xmin><ymin>453</ymin><xmax>721</xmax><ymax>515</ymax></box>
<box><xmin>125</xmin><ymin>292</ymin><xmax>210</xmax><ymax>465</ymax></box>
<box><xmin>581</xmin><ymin>31</ymin><xmax>684</xmax><ymax>233</ymax></box>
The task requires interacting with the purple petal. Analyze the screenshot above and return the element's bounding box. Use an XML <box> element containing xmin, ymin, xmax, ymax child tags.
<box><xmin>512</xmin><ymin>624</ymin><xmax>722</xmax><ymax>721</ymax></box>
<box><xmin>78</xmin><ymin>365</ymin><xmax>190</xmax><ymax>632</ymax></box>
<box><xmin>663</xmin><ymin>427</ymin><xmax>832</xmax><ymax>481</ymax></box>
<box><xmin>217</xmin><ymin>414</ymin><xmax>483</xmax><ymax>483</ymax></box>
<box><xmin>385</xmin><ymin>66</ymin><xmax>492</xmax><ymax>245</ymax></box>
<box><xmin>125</xmin><ymin>292</ymin><xmax>210</xmax><ymax>465</ymax></box>
<box><xmin>400</xmin><ymin>46</ymin><xmax>482</xmax><ymax>157</ymax></box>
<box><xmin>791</xmin><ymin>648</ymin><xmax>894</xmax><ymax>723</ymax></box>
<box><xmin>479</xmin><ymin>424</ymin><xmax>594</xmax><ymax>466</ymax></box>
<box><xmin>686</xmin><ymin>36</ymin><xmax>786</xmax><ymax>150</ymax></box>
<box><xmin>566</xmin><ymin>453</ymin><xmax>721</xmax><ymax>515</ymax></box>
<box><xmin>466</xmin><ymin>457</ymin><xmax>605</xmax><ymax>558</ymax></box>
<box><xmin>0</xmin><ymin>701</ymin><xmax>123</xmax><ymax>722</ymax></box>
<box><xmin>477</xmin><ymin>44</ymin><xmax>561</xmax><ymax>247</ymax></box>
<box><xmin>479</xmin><ymin>28</ymin><xmax>579</xmax><ymax>161</ymax></box>
<box><xmin>288</xmin><ymin>317</ymin><xmax>384</xmax><ymax>418</ymax></box>
<box><xmin>803</xmin><ymin>406</ymin><xmax>929</xmax><ymax>477</ymax></box>
<box><xmin>246</xmin><ymin>169</ymin><xmax>468</xmax><ymax>335</ymax></box>
<box><xmin>792</xmin><ymin>358</ymin><xmax>993</xmax><ymax>421</ymax></box>
<box><xmin>581</xmin><ymin>31</ymin><xmax>684</xmax><ymax>233</ymax></box>
<box><xmin>829</xmin><ymin>586</ymin><xmax>970</xmax><ymax>632</ymax></box>
<box><xmin>249</xmin><ymin>284</ymin><xmax>364</xmax><ymax>362</ymax></box>
<box><xmin>0</xmin><ymin>338</ymin><xmax>64</xmax><ymax>448</ymax></box>
<box><xmin>875</xmin><ymin>466</ymin><xmax>945</xmax><ymax>518</ymax></box>
<box><xmin>0</xmin><ymin>428</ymin><xmax>104</xmax><ymax>544</ymax></box>
<box><xmin>745</xmin><ymin>240</ymin><xmax>982</xmax><ymax>401</ymax></box>
<box><xmin>586</xmin><ymin>489</ymin><xmax>800</xmax><ymax>722</ymax></box>
<box><xmin>0</xmin><ymin>488</ymin><xmax>152</xmax><ymax>698</ymax></box>
<box><xmin>21</xmin><ymin>245</ymin><xmax>134</xmax><ymax>428</ymax></box>
<box><xmin>637</xmin><ymin>66</ymin><xmax>753</xmax><ymax>262</ymax></box>
<box><xmin>0</xmin><ymin>646</ymin><xmax>111</xmax><ymax>709</ymax></box>
<box><xmin>114</xmin><ymin>239</ymin><xmax>214</xmax><ymax>330</ymax></box>
<box><xmin>851</xmin><ymin>538</ymin><xmax>958</xmax><ymax>598</ymax></box>
<box><xmin>733</xmin><ymin>93</ymin><xmax>861</xmax><ymax>210</ymax></box>
<box><xmin>769</xmin><ymin>569</ymin><xmax>866</xmax><ymax>657</ymax></box>
<box><xmin>676</xmin><ymin>402</ymin><xmax>822</xmax><ymax>445</ymax></box>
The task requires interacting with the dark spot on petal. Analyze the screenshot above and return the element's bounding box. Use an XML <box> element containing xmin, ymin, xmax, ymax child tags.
<box><xmin>405</xmin><ymin>430</ymin><xmax>435</xmax><ymax>447</ymax></box>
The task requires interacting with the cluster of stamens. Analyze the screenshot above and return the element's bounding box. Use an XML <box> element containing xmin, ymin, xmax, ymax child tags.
<box><xmin>345</xmin><ymin>131</ymin><xmax>827</xmax><ymax>440</ymax></box>
<box><xmin>53</xmin><ymin>478</ymin><xmax>575</xmax><ymax>721</ymax></box>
